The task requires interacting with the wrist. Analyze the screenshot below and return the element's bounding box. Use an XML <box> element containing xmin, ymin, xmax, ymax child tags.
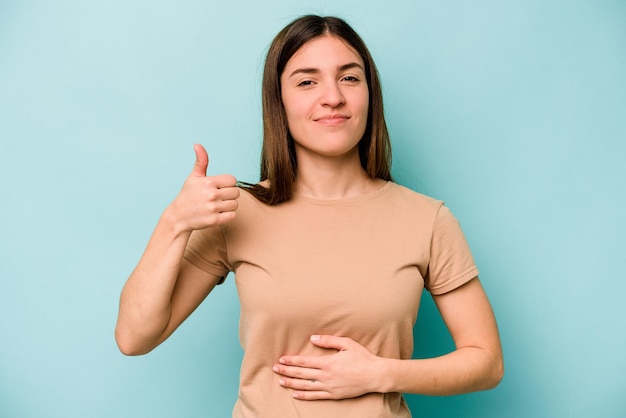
<box><xmin>372</xmin><ymin>356</ymin><xmax>394</xmax><ymax>394</ymax></box>
<box><xmin>160</xmin><ymin>204</ymin><xmax>191</xmax><ymax>239</ymax></box>
<box><xmin>374</xmin><ymin>357</ymin><xmax>418</xmax><ymax>394</ymax></box>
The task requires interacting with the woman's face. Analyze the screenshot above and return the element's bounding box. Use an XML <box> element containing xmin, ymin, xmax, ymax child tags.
<box><xmin>280</xmin><ymin>35</ymin><xmax>369</xmax><ymax>162</ymax></box>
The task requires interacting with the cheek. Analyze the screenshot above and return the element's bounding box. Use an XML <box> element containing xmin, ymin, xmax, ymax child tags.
<box><xmin>282</xmin><ymin>95</ymin><xmax>309</xmax><ymax>130</ymax></box>
<box><xmin>281</xmin><ymin>91</ymin><xmax>295</xmax><ymax>115</ymax></box>
<box><xmin>361</xmin><ymin>91</ymin><xmax>370</xmax><ymax>115</ymax></box>
<box><xmin>282</xmin><ymin>104</ymin><xmax>298</xmax><ymax>133</ymax></box>
<box><xmin>352</xmin><ymin>88</ymin><xmax>369</xmax><ymax>118</ymax></box>
<box><xmin>358</xmin><ymin>93</ymin><xmax>369</xmax><ymax>127</ymax></box>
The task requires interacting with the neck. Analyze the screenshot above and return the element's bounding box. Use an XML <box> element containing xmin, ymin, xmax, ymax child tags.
<box><xmin>293</xmin><ymin>149</ymin><xmax>381</xmax><ymax>200</ymax></box>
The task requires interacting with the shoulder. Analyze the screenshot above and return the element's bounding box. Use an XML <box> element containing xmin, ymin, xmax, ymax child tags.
<box><xmin>388</xmin><ymin>183</ymin><xmax>466</xmax><ymax>229</ymax></box>
<box><xmin>227</xmin><ymin>184</ymin><xmax>276</xmax><ymax>228</ymax></box>
<box><xmin>386</xmin><ymin>182</ymin><xmax>444</xmax><ymax>212</ymax></box>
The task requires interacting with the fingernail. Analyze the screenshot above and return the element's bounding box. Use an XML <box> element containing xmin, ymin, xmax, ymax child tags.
<box><xmin>278</xmin><ymin>379</ymin><xmax>285</xmax><ymax>386</ymax></box>
<box><xmin>310</xmin><ymin>335</ymin><xmax>320</xmax><ymax>341</ymax></box>
<box><xmin>279</xmin><ymin>357</ymin><xmax>286</xmax><ymax>364</ymax></box>
<box><xmin>272</xmin><ymin>366</ymin><xmax>279</xmax><ymax>372</ymax></box>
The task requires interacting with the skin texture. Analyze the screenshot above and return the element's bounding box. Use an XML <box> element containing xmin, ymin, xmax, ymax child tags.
<box><xmin>281</xmin><ymin>35</ymin><xmax>369</xmax><ymax>163</ymax></box>
<box><xmin>280</xmin><ymin>35</ymin><xmax>383</xmax><ymax>200</ymax></box>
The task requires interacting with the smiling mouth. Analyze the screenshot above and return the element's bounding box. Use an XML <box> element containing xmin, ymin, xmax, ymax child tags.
<box><xmin>314</xmin><ymin>115</ymin><xmax>350</xmax><ymax>126</ymax></box>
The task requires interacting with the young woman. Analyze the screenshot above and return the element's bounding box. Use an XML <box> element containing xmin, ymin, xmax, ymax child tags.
<box><xmin>115</xmin><ymin>15</ymin><xmax>503</xmax><ymax>418</ymax></box>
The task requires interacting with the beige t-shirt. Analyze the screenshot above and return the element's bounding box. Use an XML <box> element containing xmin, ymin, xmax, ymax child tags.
<box><xmin>184</xmin><ymin>181</ymin><xmax>478</xmax><ymax>418</ymax></box>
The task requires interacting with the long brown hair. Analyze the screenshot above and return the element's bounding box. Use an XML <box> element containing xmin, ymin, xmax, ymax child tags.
<box><xmin>241</xmin><ymin>15</ymin><xmax>392</xmax><ymax>205</ymax></box>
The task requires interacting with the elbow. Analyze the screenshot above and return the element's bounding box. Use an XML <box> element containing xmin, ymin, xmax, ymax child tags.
<box><xmin>116</xmin><ymin>342</ymin><xmax>147</xmax><ymax>357</ymax></box>
<box><xmin>485</xmin><ymin>352</ymin><xmax>504</xmax><ymax>389</ymax></box>
<box><xmin>114</xmin><ymin>327</ymin><xmax>155</xmax><ymax>356</ymax></box>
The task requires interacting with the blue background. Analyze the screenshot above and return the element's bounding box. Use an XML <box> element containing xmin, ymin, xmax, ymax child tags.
<box><xmin>1</xmin><ymin>1</ymin><xmax>625</xmax><ymax>417</ymax></box>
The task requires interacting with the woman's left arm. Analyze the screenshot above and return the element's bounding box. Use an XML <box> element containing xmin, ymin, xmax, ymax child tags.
<box><xmin>273</xmin><ymin>277</ymin><xmax>503</xmax><ymax>400</ymax></box>
<box><xmin>379</xmin><ymin>276</ymin><xmax>504</xmax><ymax>395</ymax></box>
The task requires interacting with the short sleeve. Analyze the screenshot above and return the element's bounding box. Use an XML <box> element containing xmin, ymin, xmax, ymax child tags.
<box><xmin>183</xmin><ymin>225</ymin><xmax>232</xmax><ymax>284</ymax></box>
<box><xmin>425</xmin><ymin>204</ymin><xmax>479</xmax><ymax>295</ymax></box>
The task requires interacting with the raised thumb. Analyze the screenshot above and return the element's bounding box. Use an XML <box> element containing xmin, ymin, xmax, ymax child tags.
<box><xmin>191</xmin><ymin>144</ymin><xmax>208</xmax><ymax>176</ymax></box>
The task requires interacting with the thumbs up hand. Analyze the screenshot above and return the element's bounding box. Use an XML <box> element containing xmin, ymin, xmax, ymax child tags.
<box><xmin>168</xmin><ymin>144</ymin><xmax>240</xmax><ymax>233</ymax></box>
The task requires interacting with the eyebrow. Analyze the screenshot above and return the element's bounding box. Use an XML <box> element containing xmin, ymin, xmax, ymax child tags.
<box><xmin>288</xmin><ymin>62</ymin><xmax>364</xmax><ymax>78</ymax></box>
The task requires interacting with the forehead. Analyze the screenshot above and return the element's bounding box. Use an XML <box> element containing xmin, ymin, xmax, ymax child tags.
<box><xmin>283</xmin><ymin>35</ymin><xmax>364</xmax><ymax>72</ymax></box>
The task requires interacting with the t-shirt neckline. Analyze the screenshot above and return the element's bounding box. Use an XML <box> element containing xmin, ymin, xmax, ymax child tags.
<box><xmin>292</xmin><ymin>181</ymin><xmax>394</xmax><ymax>206</ymax></box>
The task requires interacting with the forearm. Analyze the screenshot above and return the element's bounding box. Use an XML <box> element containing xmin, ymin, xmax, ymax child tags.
<box><xmin>274</xmin><ymin>281</ymin><xmax>503</xmax><ymax>400</ymax></box>
<box><xmin>376</xmin><ymin>347</ymin><xmax>504</xmax><ymax>396</ymax></box>
<box><xmin>115</xmin><ymin>206</ymin><xmax>191</xmax><ymax>355</ymax></box>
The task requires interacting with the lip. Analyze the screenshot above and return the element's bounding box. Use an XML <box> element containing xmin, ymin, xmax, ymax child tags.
<box><xmin>313</xmin><ymin>114</ymin><xmax>350</xmax><ymax>126</ymax></box>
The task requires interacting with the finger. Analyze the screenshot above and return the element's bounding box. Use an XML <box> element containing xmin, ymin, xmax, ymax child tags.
<box><xmin>292</xmin><ymin>390</ymin><xmax>332</xmax><ymax>401</ymax></box>
<box><xmin>208</xmin><ymin>186</ymin><xmax>239</xmax><ymax>203</ymax></box>
<box><xmin>208</xmin><ymin>174</ymin><xmax>238</xmax><ymax>189</ymax></box>
<box><xmin>211</xmin><ymin>211</ymin><xmax>237</xmax><ymax>225</ymax></box>
<box><xmin>309</xmin><ymin>335</ymin><xmax>351</xmax><ymax>351</ymax></box>
<box><xmin>213</xmin><ymin>185</ymin><xmax>240</xmax><ymax>201</ymax></box>
<box><xmin>214</xmin><ymin>199</ymin><xmax>238</xmax><ymax>213</ymax></box>
<box><xmin>277</xmin><ymin>376</ymin><xmax>323</xmax><ymax>392</ymax></box>
<box><xmin>273</xmin><ymin>363</ymin><xmax>313</xmax><ymax>379</ymax></box>
<box><xmin>273</xmin><ymin>367</ymin><xmax>333</xmax><ymax>400</ymax></box>
<box><xmin>278</xmin><ymin>355</ymin><xmax>323</xmax><ymax>369</ymax></box>
<box><xmin>191</xmin><ymin>144</ymin><xmax>209</xmax><ymax>177</ymax></box>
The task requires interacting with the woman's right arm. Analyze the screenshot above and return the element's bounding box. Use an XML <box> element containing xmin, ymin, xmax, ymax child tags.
<box><xmin>114</xmin><ymin>144</ymin><xmax>239</xmax><ymax>355</ymax></box>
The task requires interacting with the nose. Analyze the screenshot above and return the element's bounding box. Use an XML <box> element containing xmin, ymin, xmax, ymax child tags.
<box><xmin>319</xmin><ymin>81</ymin><xmax>345</xmax><ymax>108</ymax></box>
